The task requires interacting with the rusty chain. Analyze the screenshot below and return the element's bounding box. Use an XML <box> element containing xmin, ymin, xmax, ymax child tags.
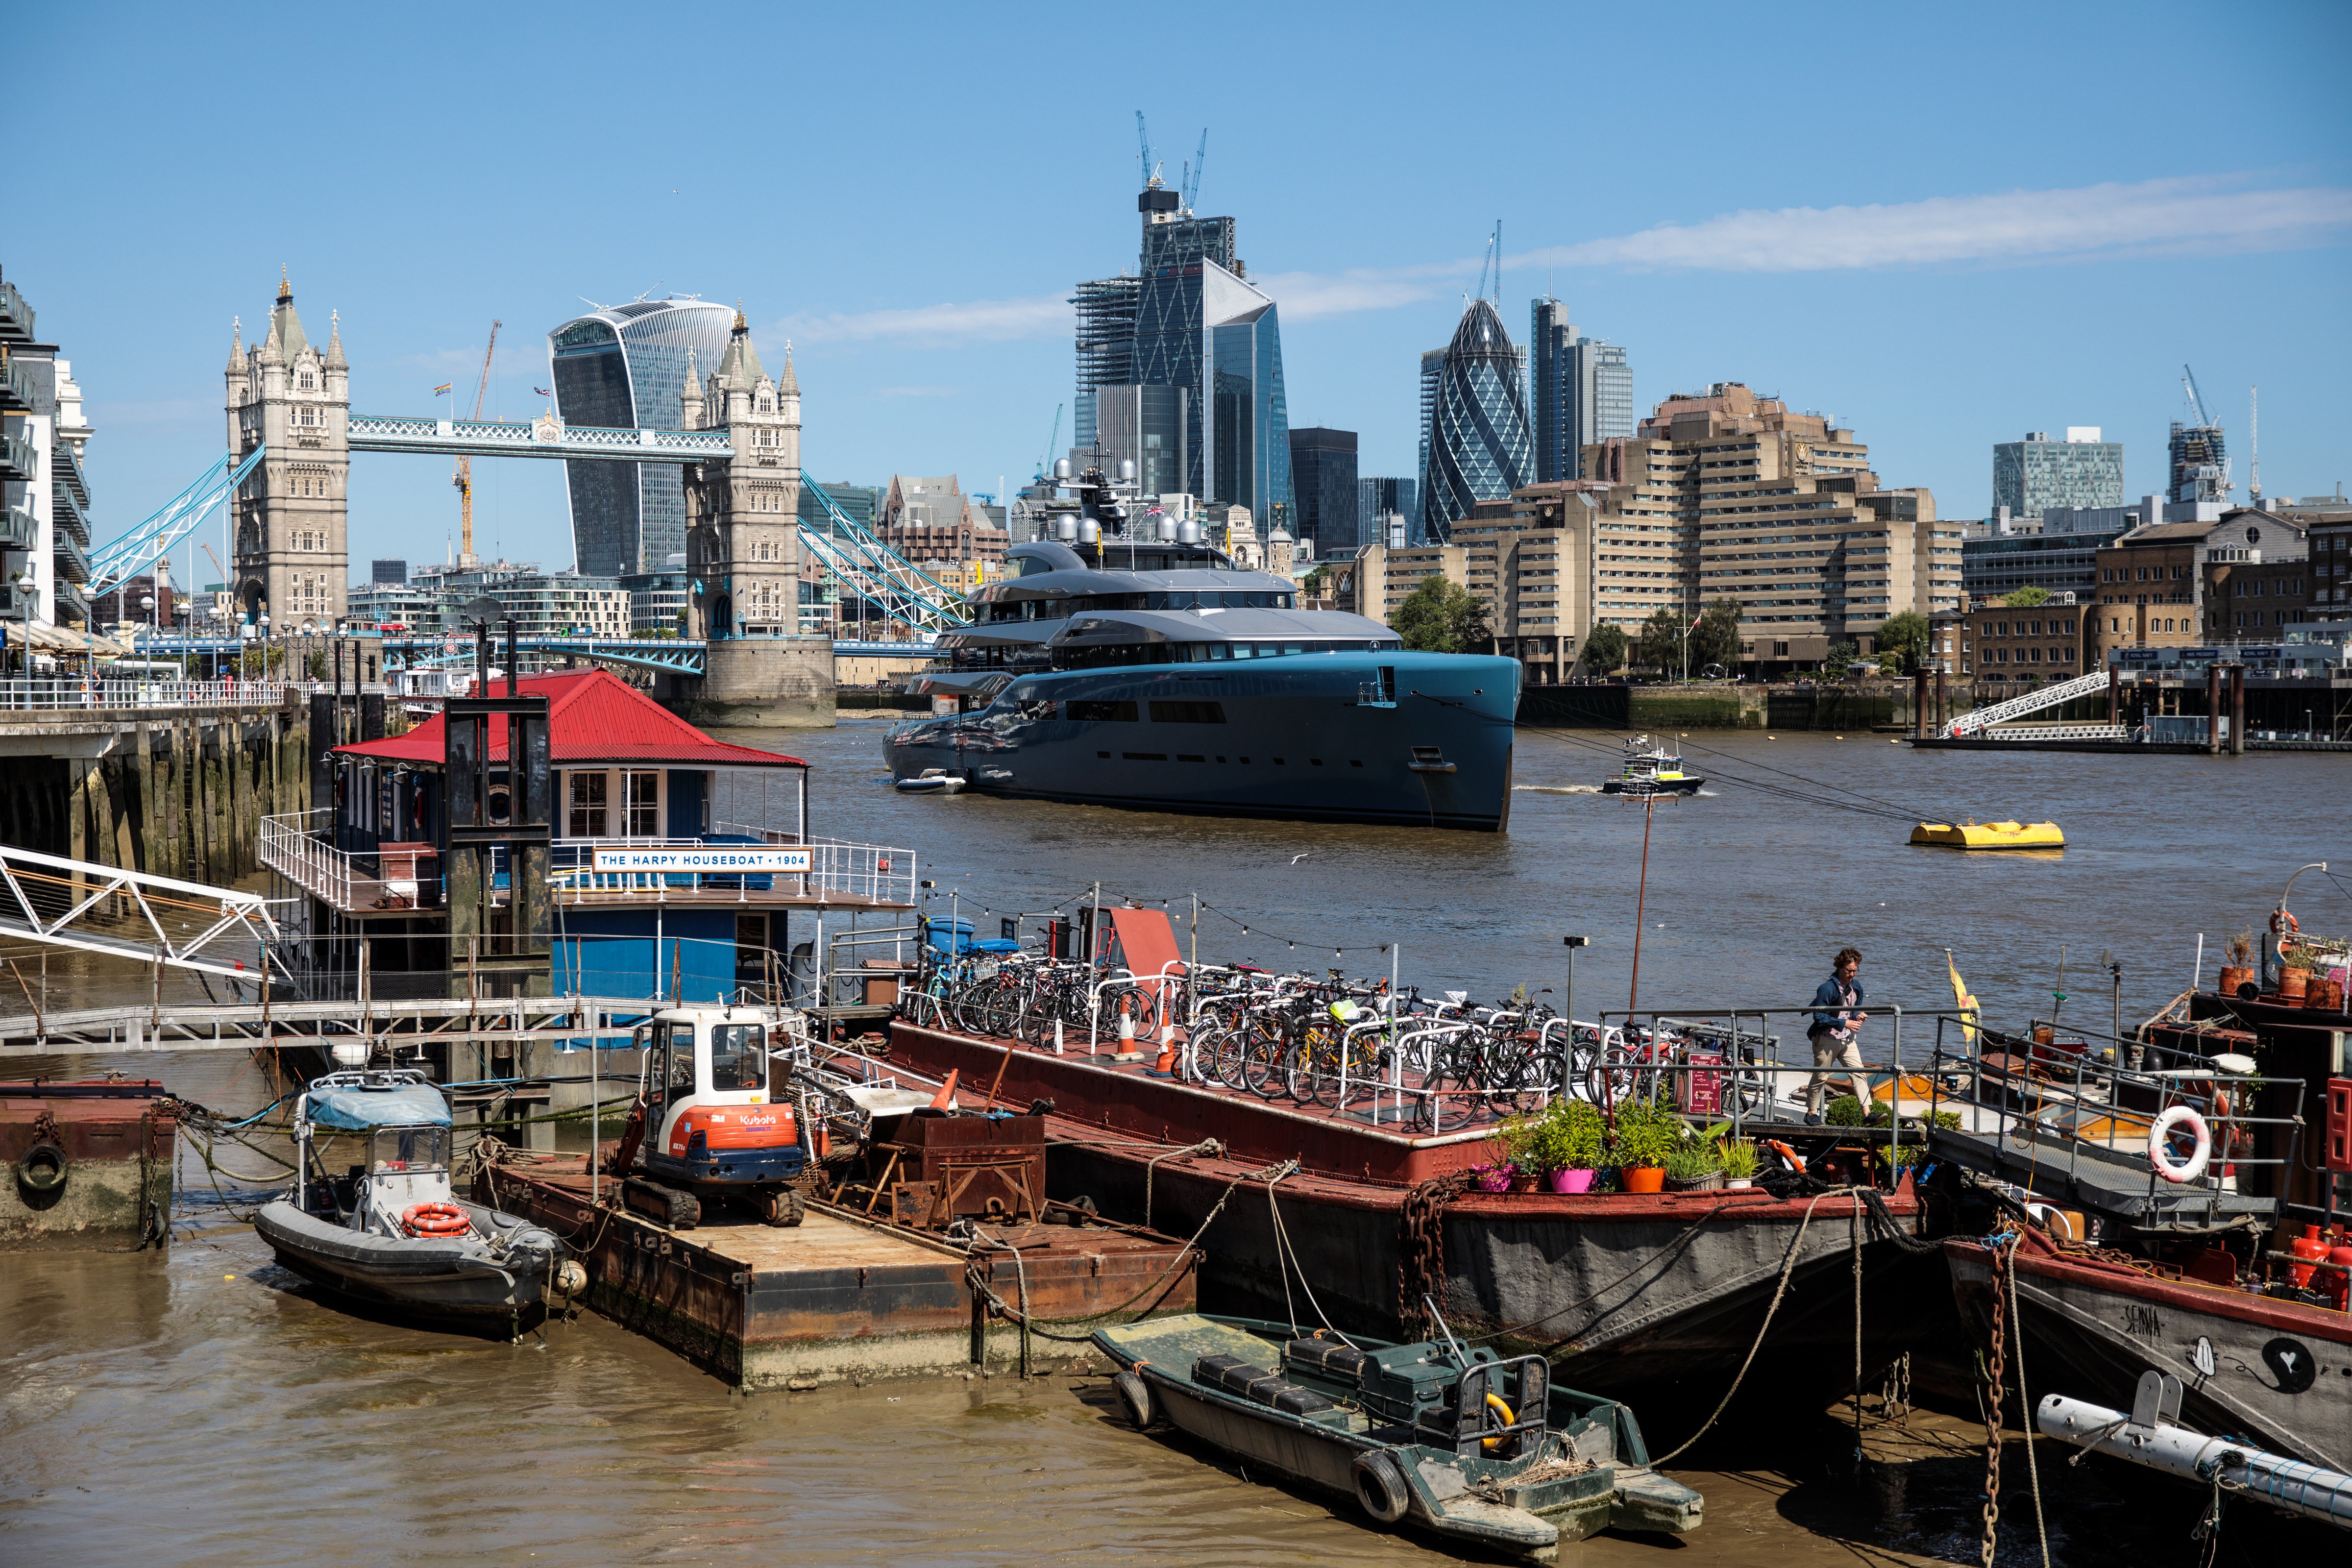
<box><xmin>1396</xmin><ymin>1168</ymin><xmax>1472</xmax><ymax>1338</ymax></box>
<box><xmin>1981</xmin><ymin>1233</ymin><xmax>2011</xmax><ymax>1568</ymax></box>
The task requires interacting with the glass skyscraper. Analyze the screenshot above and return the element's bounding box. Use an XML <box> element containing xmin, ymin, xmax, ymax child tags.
<box><xmin>1076</xmin><ymin>194</ymin><xmax>1294</xmax><ymax>528</ymax></box>
<box><xmin>1421</xmin><ymin>298</ymin><xmax>1532</xmax><ymax>540</ymax></box>
<box><xmin>546</xmin><ymin>298</ymin><xmax>735</xmax><ymax>576</ymax></box>
<box><xmin>1530</xmin><ymin>299</ymin><xmax>1632</xmax><ymax>482</ymax></box>
<box><xmin>1287</xmin><ymin>427</ymin><xmax>1357</xmax><ymax>554</ymax></box>
<box><xmin>1358</xmin><ymin>476</ymin><xmax>1418</xmax><ymax>547</ymax></box>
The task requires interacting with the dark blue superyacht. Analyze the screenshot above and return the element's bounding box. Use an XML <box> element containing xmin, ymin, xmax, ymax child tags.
<box><xmin>886</xmin><ymin>468</ymin><xmax>1518</xmax><ymax>831</ymax></box>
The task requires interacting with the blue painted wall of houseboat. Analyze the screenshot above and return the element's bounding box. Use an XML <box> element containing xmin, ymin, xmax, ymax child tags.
<box><xmin>557</xmin><ymin>906</ymin><xmax>739</xmax><ymax>1006</ymax></box>
<box><xmin>667</xmin><ymin>771</ymin><xmax>705</xmax><ymax>838</ymax></box>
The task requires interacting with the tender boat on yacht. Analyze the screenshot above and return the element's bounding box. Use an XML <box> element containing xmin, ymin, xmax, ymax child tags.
<box><xmin>886</xmin><ymin>464</ymin><xmax>1519</xmax><ymax>831</ymax></box>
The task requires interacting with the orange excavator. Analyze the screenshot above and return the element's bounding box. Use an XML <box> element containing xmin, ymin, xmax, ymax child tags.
<box><xmin>608</xmin><ymin>1006</ymin><xmax>809</xmax><ymax>1230</ymax></box>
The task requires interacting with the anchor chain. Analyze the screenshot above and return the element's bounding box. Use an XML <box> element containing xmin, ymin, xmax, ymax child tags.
<box><xmin>1980</xmin><ymin>1235</ymin><xmax>2011</xmax><ymax>1568</ymax></box>
<box><xmin>1396</xmin><ymin>1168</ymin><xmax>1472</xmax><ymax>1339</ymax></box>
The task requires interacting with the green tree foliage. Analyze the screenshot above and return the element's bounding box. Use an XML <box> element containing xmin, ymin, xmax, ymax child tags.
<box><xmin>1389</xmin><ymin>577</ymin><xmax>1491</xmax><ymax>653</ymax></box>
<box><xmin>1693</xmin><ymin>599</ymin><xmax>1742</xmax><ymax>672</ymax></box>
<box><xmin>1823</xmin><ymin>641</ymin><xmax>1860</xmax><ymax>677</ymax></box>
<box><xmin>2003</xmin><ymin>585</ymin><xmax>2051</xmax><ymax>608</ymax></box>
<box><xmin>1581</xmin><ymin>622</ymin><xmax>1628</xmax><ymax>675</ymax></box>
<box><xmin>1638</xmin><ymin>607</ymin><xmax>1687</xmax><ymax>672</ymax></box>
<box><xmin>1875</xmin><ymin>610</ymin><xmax>1930</xmax><ymax>674</ymax></box>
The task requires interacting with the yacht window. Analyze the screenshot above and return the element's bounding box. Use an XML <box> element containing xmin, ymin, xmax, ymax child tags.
<box><xmin>1230</xmin><ymin>644</ymin><xmax>1254</xmax><ymax>660</ymax></box>
<box><xmin>1149</xmin><ymin>700</ymin><xmax>1225</xmax><ymax>723</ymax></box>
<box><xmin>1067</xmin><ymin>700</ymin><xmax>1138</xmax><ymax>722</ymax></box>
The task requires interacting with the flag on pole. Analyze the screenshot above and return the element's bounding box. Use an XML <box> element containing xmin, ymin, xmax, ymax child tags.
<box><xmin>533</xmin><ymin>386</ymin><xmax>552</xmax><ymax>397</ymax></box>
<box><xmin>433</xmin><ymin>382</ymin><xmax>453</xmax><ymax>396</ymax></box>
<box><xmin>1947</xmin><ymin>950</ymin><xmax>1979</xmax><ymax>1045</ymax></box>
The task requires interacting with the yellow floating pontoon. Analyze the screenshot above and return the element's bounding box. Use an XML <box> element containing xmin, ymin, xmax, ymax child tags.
<box><xmin>1910</xmin><ymin>819</ymin><xmax>2064</xmax><ymax>850</ymax></box>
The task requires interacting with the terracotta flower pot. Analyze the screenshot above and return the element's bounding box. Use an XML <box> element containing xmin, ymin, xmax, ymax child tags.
<box><xmin>1508</xmin><ymin>1169</ymin><xmax>1540</xmax><ymax>1194</ymax></box>
<box><xmin>1549</xmin><ymin>1168</ymin><xmax>1596</xmax><ymax>1195</ymax></box>
<box><xmin>2279</xmin><ymin>970</ymin><xmax>2309</xmax><ymax>1002</ymax></box>
<box><xmin>2216</xmin><ymin>965</ymin><xmax>2254</xmax><ymax>999</ymax></box>
<box><xmin>1619</xmin><ymin>1166</ymin><xmax>1666</xmax><ymax>1195</ymax></box>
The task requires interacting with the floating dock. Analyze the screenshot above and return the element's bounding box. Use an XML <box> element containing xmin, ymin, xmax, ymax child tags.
<box><xmin>473</xmin><ymin>1154</ymin><xmax>1198</xmax><ymax>1390</ymax></box>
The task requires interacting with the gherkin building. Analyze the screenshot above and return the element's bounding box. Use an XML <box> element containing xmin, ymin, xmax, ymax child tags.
<box><xmin>1421</xmin><ymin>297</ymin><xmax>1532</xmax><ymax>541</ymax></box>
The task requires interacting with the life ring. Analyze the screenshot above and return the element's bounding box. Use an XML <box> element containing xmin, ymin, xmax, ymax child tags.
<box><xmin>2149</xmin><ymin>1106</ymin><xmax>2211</xmax><ymax>1184</ymax></box>
<box><xmin>1481</xmin><ymin>1391</ymin><xmax>1517</xmax><ymax>1452</ymax></box>
<box><xmin>401</xmin><ymin>1201</ymin><xmax>471</xmax><ymax>1237</ymax></box>
<box><xmin>2270</xmin><ymin>909</ymin><xmax>2299</xmax><ymax>936</ymax></box>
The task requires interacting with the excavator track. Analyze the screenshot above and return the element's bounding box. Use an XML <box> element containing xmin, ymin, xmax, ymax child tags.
<box><xmin>622</xmin><ymin>1176</ymin><xmax>700</xmax><ymax>1231</ymax></box>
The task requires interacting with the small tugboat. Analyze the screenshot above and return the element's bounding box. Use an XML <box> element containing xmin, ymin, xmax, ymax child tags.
<box><xmin>1093</xmin><ymin>1311</ymin><xmax>1702</xmax><ymax>1560</ymax></box>
<box><xmin>254</xmin><ymin>1070</ymin><xmax>573</xmax><ymax>1334</ymax></box>
<box><xmin>1599</xmin><ymin>736</ymin><xmax>1703</xmax><ymax>797</ymax></box>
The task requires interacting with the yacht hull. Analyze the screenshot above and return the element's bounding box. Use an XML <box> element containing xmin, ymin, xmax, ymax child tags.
<box><xmin>886</xmin><ymin>654</ymin><xmax>1519</xmax><ymax>831</ymax></box>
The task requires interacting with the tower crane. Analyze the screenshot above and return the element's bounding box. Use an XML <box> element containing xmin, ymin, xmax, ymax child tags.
<box><xmin>2181</xmin><ymin>363</ymin><xmax>2215</xmax><ymax>428</ymax></box>
<box><xmin>1035</xmin><ymin>403</ymin><xmax>1063</xmax><ymax>481</ymax></box>
<box><xmin>454</xmin><ymin>320</ymin><xmax>500</xmax><ymax>567</ymax></box>
<box><xmin>1180</xmin><ymin>129</ymin><xmax>1207</xmax><ymax>212</ymax></box>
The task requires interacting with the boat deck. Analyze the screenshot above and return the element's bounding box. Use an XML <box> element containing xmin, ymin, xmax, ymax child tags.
<box><xmin>473</xmin><ymin>1155</ymin><xmax>1197</xmax><ymax>1390</ymax></box>
<box><xmin>1927</xmin><ymin>1124</ymin><xmax>2278</xmax><ymax>1226</ymax></box>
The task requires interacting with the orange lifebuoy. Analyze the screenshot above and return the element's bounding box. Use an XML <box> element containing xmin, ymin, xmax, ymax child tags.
<box><xmin>401</xmin><ymin>1201</ymin><xmax>471</xmax><ymax>1237</ymax></box>
<box><xmin>2270</xmin><ymin>909</ymin><xmax>2299</xmax><ymax>936</ymax></box>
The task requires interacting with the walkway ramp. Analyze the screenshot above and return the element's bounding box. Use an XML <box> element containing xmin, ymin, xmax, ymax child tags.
<box><xmin>0</xmin><ymin>844</ymin><xmax>287</xmax><ymax>984</ymax></box>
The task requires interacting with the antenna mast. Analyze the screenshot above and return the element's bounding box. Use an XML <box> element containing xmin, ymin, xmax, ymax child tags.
<box><xmin>2249</xmin><ymin>385</ymin><xmax>2261</xmax><ymax>509</ymax></box>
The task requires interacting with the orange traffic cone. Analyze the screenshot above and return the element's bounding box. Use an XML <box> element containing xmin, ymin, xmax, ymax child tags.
<box><xmin>930</xmin><ymin>1069</ymin><xmax>959</xmax><ymax>1110</ymax></box>
<box><xmin>1154</xmin><ymin>1017</ymin><xmax>1176</xmax><ymax>1074</ymax></box>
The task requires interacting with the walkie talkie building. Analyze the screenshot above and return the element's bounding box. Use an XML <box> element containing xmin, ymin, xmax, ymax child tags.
<box><xmin>546</xmin><ymin>298</ymin><xmax>735</xmax><ymax>576</ymax></box>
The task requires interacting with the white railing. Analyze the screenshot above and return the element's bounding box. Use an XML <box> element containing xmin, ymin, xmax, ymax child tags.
<box><xmin>260</xmin><ymin>808</ymin><xmax>357</xmax><ymax>910</ymax></box>
<box><xmin>713</xmin><ymin>821</ymin><xmax>917</xmax><ymax>906</ymax></box>
<box><xmin>1947</xmin><ymin>669</ymin><xmax>2108</xmax><ymax>735</ymax></box>
<box><xmin>1970</xmin><ymin>723</ymin><xmax>2129</xmax><ymax>741</ymax></box>
<box><xmin>0</xmin><ymin>841</ymin><xmax>286</xmax><ymax>982</ymax></box>
<box><xmin>0</xmin><ymin>677</ymin><xmax>289</xmax><ymax>711</ymax></box>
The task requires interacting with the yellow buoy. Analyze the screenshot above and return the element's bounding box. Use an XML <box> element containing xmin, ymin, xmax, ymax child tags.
<box><xmin>1910</xmin><ymin>820</ymin><xmax>2064</xmax><ymax>850</ymax></box>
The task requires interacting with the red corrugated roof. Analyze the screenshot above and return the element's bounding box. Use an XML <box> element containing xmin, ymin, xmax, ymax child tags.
<box><xmin>334</xmin><ymin>669</ymin><xmax>807</xmax><ymax>769</ymax></box>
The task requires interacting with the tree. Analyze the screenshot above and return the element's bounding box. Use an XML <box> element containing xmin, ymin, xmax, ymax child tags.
<box><xmin>1693</xmin><ymin>599</ymin><xmax>1742</xmax><ymax>673</ymax></box>
<box><xmin>1300</xmin><ymin>567</ymin><xmax>1329</xmax><ymax>599</ymax></box>
<box><xmin>1582</xmin><ymin>622</ymin><xmax>1628</xmax><ymax>676</ymax></box>
<box><xmin>1823</xmin><ymin>641</ymin><xmax>1860</xmax><ymax>678</ymax></box>
<box><xmin>1389</xmin><ymin>577</ymin><xmax>1491</xmax><ymax>653</ymax></box>
<box><xmin>1638</xmin><ymin>607</ymin><xmax>1686</xmax><ymax>673</ymax></box>
<box><xmin>1875</xmin><ymin>610</ymin><xmax>1930</xmax><ymax>674</ymax></box>
<box><xmin>2003</xmin><ymin>586</ymin><xmax>2050</xmax><ymax>608</ymax></box>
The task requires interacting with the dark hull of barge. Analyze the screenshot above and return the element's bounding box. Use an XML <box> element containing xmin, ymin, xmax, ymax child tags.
<box><xmin>886</xmin><ymin>1021</ymin><xmax>1933</xmax><ymax>1425</ymax></box>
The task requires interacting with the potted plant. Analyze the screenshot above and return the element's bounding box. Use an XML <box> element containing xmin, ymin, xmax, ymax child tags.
<box><xmin>1546</xmin><ymin>1099</ymin><xmax>1606</xmax><ymax>1194</ymax></box>
<box><xmin>1469</xmin><ymin>1160</ymin><xmax>1517</xmax><ymax>1194</ymax></box>
<box><xmin>2218</xmin><ymin>931</ymin><xmax>2255</xmax><ymax>1000</ymax></box>
<box><xmin>1608</xmin><ymin>1101</ymin><xmax>1678</xmax><ymax>1194</ymax></box>
<box><xmin>2279</xmin><ymin>956</ymin><xmax>2311</xmax><ymax>1004</ymax></box>
<box><xmin>1718</xmin><ymin>1138</ymin><xmax>1760</xmax><ymax>1190</ymax></box>
<box><xmin>1664</xmin><ymin>1139</ymin><xmax>1722</xmax><ymax>1191</ymax></box>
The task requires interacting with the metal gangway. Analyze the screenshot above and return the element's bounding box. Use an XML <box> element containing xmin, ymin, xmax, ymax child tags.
<box><xmin>1946</xmin><ymin>669</ymin><xmax>2114</xmax><ymax>738</ymax></box>
<box><xmin>0</xmin><ymin>844</ymin><xmax>290</xmax><ymax>985</ymax></box>
<box><xmin>0</xmin><ymin>992</ymin><xmax>666</xmax><ymax>1058</ymax></box>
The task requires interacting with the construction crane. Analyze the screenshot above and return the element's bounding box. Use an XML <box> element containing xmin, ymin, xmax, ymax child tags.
<box><xmin>1180</xmin><ymin>128</ymin><xmax>1207</xmax><ymax>212</ymax></box>
<box><xmin>2181</xmin><ymin>363</ymin><xmax>2215</xmax><ymax>428</ymax></box>
<box><xmin>453</xmin><ymin>321</ymin><xmax>500</xmax><ymax>567</ymax></box>
<box><xmin>1035</xmin><ymin>403</ymin><xmax>1063</xmax><ymax>481</ymax></box>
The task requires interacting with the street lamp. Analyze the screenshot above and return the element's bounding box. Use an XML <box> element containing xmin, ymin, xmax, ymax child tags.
<box><xmin>1560</xmin><ymin>935</ymin><xmax>1592</xmax><ymax>1099</ymax></box>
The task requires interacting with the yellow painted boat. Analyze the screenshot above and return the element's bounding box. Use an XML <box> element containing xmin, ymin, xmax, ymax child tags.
<box><xmin>1910</xmin><ymin>819</ymin><xmax>2064</xmax><ymax>850</ymax></box>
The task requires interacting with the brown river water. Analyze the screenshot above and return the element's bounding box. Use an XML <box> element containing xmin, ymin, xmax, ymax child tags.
<box><xmin>5</xmin><ymin>724</ymin><xmax>2341</xmax><ymax>1564</ymax></box>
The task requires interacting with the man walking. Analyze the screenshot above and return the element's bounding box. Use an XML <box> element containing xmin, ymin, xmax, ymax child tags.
<box><xmin>1804</xmin><ymin>947</ymin><xmax>1867</xmax><ymax>1125</ymax></box>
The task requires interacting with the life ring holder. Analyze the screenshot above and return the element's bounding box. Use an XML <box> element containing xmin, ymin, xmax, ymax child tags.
<box><xmin>2149</xmin><ymin>1106</ymin><xmax>2211</xmax><ymax>1185</ymax></box>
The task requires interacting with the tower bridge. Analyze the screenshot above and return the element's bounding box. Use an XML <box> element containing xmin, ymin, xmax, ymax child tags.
<box><xmin>88</xmin><ymin>273</ymin><xmax>967</xmax><ymax>727</ymax></box>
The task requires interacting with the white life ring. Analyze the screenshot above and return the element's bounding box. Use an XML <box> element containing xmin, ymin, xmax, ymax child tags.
<box><xmin>2149</xmin><ymin>1105</ymin><xmax>2211</xmax><ymax>1184</ymax></box>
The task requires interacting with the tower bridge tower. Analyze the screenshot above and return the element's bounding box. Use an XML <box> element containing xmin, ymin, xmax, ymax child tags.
<box><xmin>682</xmin><ymin>308</ymin><xmax>802</xmax><ymax>638</ymax></box>
<box><xmin>226</xmin><ymin>270</ymin><xmax>348</xmax><ymax>630</ymax></box>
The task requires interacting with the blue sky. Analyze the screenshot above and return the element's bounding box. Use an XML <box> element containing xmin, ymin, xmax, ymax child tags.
<box><xmin>17</xmin><ymin>1</ymin><xmax>2350</xmax><ymax>582</ymax></box>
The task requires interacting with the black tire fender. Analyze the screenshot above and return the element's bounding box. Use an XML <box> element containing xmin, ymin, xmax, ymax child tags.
<box><xmin>1113</xmin><ymin>1370</ymin><xmax>1156</xmax><ymax>1430</ymax></box>
<box><xmin>1353</xmin><ymin>1449</ymin><xmax>1411</xmax><ymax>1524</ymax></box>
<box><xmin>16</xmin><ymin>1141</ymin><xmax>68</xmax><ymax>1194</ymax></box>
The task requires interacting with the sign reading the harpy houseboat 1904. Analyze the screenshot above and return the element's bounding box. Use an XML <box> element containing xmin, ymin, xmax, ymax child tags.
<box><xmin>590</xmin><ymin>847</ymin><xmax>812</xmax><ymax>873</ymax></box>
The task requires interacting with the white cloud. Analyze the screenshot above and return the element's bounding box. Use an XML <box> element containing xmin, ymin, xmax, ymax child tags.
<box><xmin>1514</xmin><ymin>176</ymin><xmax>2352</xmax><ymax>273</ymax></box>
<box><xmin>775</xmin><ymin>294</ymin><xmax>1069</xmax><ymax>346</ymax></box>
<box><xmin>1250</xmin><ymin>263</ymin><xmax>1463</xmax><ymax>320</ymax></box>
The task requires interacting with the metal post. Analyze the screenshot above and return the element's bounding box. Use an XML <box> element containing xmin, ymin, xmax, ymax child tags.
<box><xmin>2230</xmin><ymin>664</ymin><xmax>2247</xmax><ymax>754</ymax></box>
<box><xmin>1561</xmin><ymin>935</ymin><xmax>1588</xmax><ymax>1101</ymax></box>
<box><xmin>2108</xmin><ymin>663</ymin><xmax>2120</xmax><ymax>730</ymax></box>
<box><xmin>2206</xmin><ymin>662</ymin><xmax>2222</xmax><ymax>754</ymax></box>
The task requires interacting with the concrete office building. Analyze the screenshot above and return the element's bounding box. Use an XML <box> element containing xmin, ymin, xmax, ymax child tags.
<box><xmin>1287</xmin><ymin>427</ymin><xmax>1358</xmax><ymax>553</ymax></box>
<box><xmin>1529</xmin><ymin>299</ymin><xmax>1632</xmax><ymax>482</ymax></box>
<box><xmin>547</xmin><ymin>297</ymin><xmax>735</xmax><ymax>578</ymax></box>
<box><xmin>1420</xmin><ymin>298</ymin><xmax>1533</xmax><ymax>541</ymax></box>
<box><xmin>1992</xmin><ymin>428</ymin><xmax>2124</xmax><ymax>517</ymax></box>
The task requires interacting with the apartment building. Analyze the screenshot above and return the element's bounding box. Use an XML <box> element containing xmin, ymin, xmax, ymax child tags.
<box><xmin>2091</xmin><ymin>509</ymin><xmax>2307</xmax><ymax>659</ymax></box>
<box><xmin>1578</xmin><ymin>383</ymin><xmax>1960</xmax><ymax>674</ymax></box>
<box><xmin>1956</xmin><ymin>595</ymin><xmax>2089</xmax><ymax>687</ymax></box>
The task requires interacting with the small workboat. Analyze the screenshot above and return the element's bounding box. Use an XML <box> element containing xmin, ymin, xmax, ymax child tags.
<box><xmin>1093</xmin><ymin>1311</ymin><xmax>1702</xmax><ymax>1560</ymax></box>
<box><xmin>1600</xmin><ymin>737</ymin><xmax>1703</xmax><ymax>797</ymax></box>
<box><xmin>893</xmin><ymin>768</ymin><xmax>967</xmax><ymax>795</ymax></box>
<box><xmin>253</xmin><ymin>1070</ymin><xmax>575</xmax><ymax>1335</ymax></box>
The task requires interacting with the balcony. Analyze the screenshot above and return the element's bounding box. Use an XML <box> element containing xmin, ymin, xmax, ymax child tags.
<box><xmin>51</xmin><ymin>473</ymin><xmax>88</xmax><ymax>545</ymax></box>
<box><xmin>0</xmin><ymin>353</ymin><xmax>33</xmax><ymax>412</ymax></box>
<box><xmin>0</xmin><ymin>504</ymin><xmax>30</xmax><ymax>552</ymax></box>
<box><xmin>50</xmin><ymin>441</ymin><xmax>89</xmax><ymax>510</ymax></box>
<box><xmin>261</xmin><ymin>810</ymin><xmax>916</xmax><ymax>916</ymax></box>
<box><xmin>53</xmin><ymin>529</ymin><xmax>89</xmax><ymax>585</ymax></box>
<box><xmin>0</xmin><ymin>278</ymin><xmax>30</xmax><ymax>344</ymax></box>
<box><xmin>0</xmin><ymin>428</ymin><xmax>34</xmax><ymax>482</ymax></box>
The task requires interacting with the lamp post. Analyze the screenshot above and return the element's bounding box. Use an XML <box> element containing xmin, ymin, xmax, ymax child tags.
<box><xmin>1561</xmin><ymin>935</ymin><xmax>1591</xmax><ymax>1099</ymax></box>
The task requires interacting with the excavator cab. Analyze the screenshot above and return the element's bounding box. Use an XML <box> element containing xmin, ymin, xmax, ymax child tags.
<box><xmin>621</xmin><ymin>1006</ymin><xmax>807</xmax><ymax>1229</ymax></box>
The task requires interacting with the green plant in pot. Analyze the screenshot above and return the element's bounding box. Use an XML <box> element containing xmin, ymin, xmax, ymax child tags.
<box><xmin>1718</xmin><ymin>1138</ymin><xmax>1760</xmax><ymax>1188</ymax></box>
<box><xmin>1539</xmin><ymin>1098</ymin><xmax>1606</xmax><ymax>1193</ymax></box>
<box><xmin>1663</xmin><ymin>1139</ymin><xmax>1721</xmax><ymax>1191</ymax></box>
<box><xmin>1608</xmin><ymin>1100</ymin><xmax>1680</xmax><ymax>1193</ymax></box>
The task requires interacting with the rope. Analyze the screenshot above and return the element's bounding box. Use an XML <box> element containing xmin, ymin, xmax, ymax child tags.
<box><xmin>1859</xmin><ymin>1186</ymin><xmax>1944</xmax><ymax>1253</ymax></box>
<box><xmin>1266</xmin><ymin>1165</ymin><xmax>1357</xmax><ymax>1348</ymax></box>
<box><xmin>1143</xmin><ymin>1137</ymin><xmax>1224</xmax><ymax>1231</ymax></box>
<box><xmin>1647</xmin><ymin>1186</ymin><xmax>1858</xmax><ymax>1467</ymax></box>
<box><xmin>2008</xmin><ymin>1231</ymin><xmax>2053</xmax><ymax>1568</ymax></box>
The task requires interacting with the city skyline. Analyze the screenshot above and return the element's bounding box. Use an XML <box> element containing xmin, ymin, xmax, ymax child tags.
<box><xmin>11</xmin><ymin>2</ymin><xmax>2349</xmax><ymax>586</ymax></box>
